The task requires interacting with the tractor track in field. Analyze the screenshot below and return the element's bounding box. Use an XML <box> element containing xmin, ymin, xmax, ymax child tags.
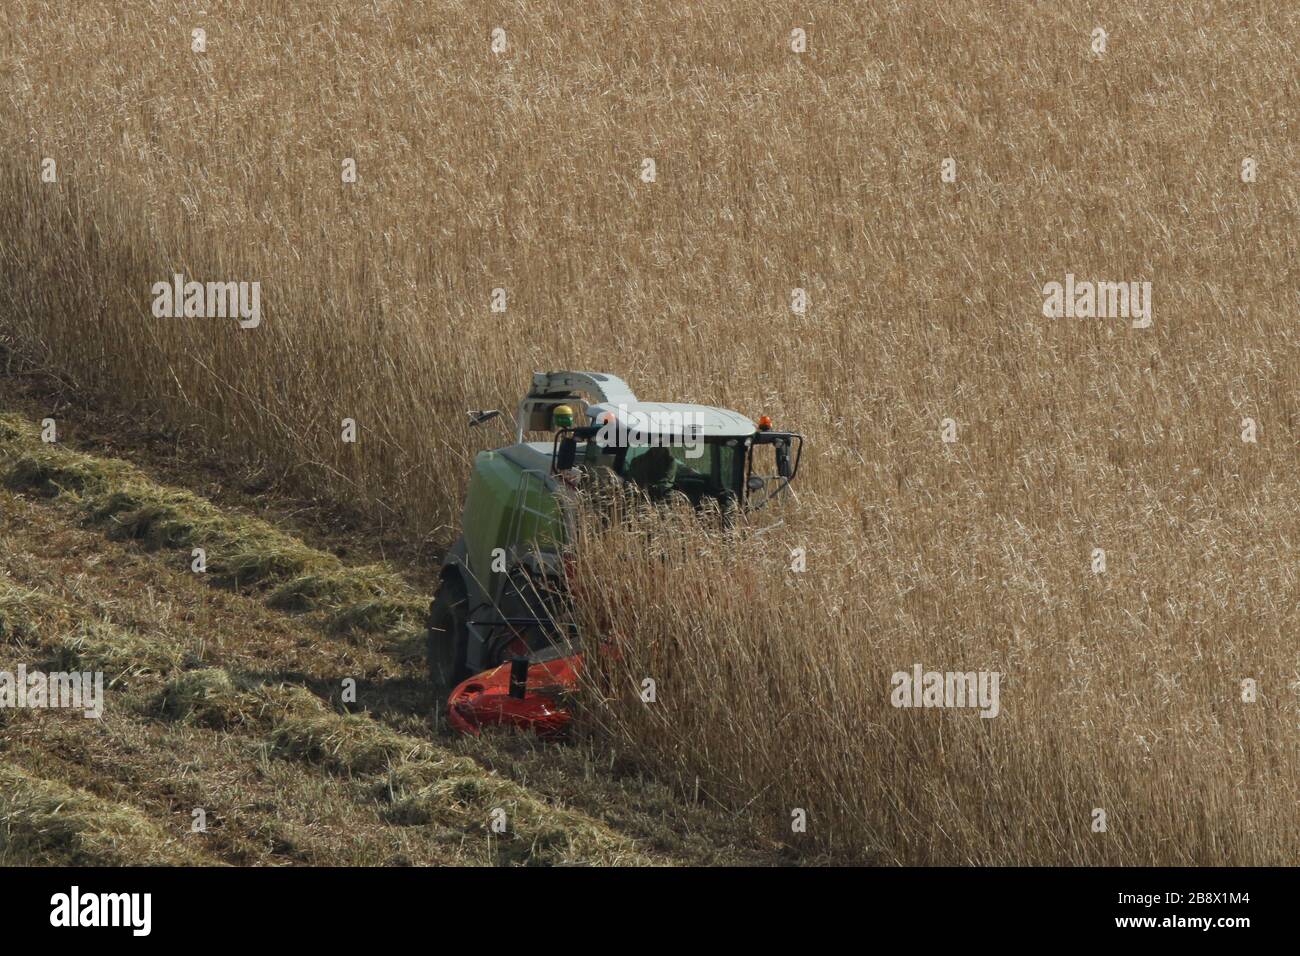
<box><xmin>0</xmin><ymin>375</ymin><xmax>782</xmax><ymax>866</ymax></box>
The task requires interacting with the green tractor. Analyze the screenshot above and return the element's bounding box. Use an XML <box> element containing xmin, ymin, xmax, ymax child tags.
<box><xmin>427</xmin><ymin>371</ymin><xmax>802</xmax><ymax>730</ymax></box>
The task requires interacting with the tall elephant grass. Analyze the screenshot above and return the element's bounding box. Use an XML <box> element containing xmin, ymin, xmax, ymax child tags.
<box><xmin>569</xmin><ymin>495</ymin><xmax>1296</xmax><ymax>864</ymax></box>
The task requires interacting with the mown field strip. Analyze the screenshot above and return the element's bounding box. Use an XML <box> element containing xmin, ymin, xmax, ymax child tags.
<box><xmin>0</xmin><ymin>413</ymin><xmax>665</xmax><ymax>865</ymax></box>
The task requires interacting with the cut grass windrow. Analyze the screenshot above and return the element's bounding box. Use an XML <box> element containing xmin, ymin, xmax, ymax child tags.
<box><xmin>2</xmin><ymin>575</ymin><xmax>191</xmax><ymax>692</ymax></box>
<box><xmin>0</xmin><ymin>413</ymin><xmax>427</xmax><ymax>636</ymax></box>
<box><xmin>0</xmin><ymin>763</ymin><xmax>215</xmax><ymax>866</ymax></box>
<box><xmin>52</xmin><ymin>620</ymin><xmax>188</xmax><ymax>689</ymax></box>
<box><xmin>0</xmin><ymin>580</ymin><xmax>49</xmax><ymax>643</ymax></box>
<box><xmin>157</xmin><ymin>668</ymin><xmax>655</xmax><ymax>865</ymax></box>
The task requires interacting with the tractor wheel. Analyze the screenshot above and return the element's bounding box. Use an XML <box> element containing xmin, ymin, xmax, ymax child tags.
<box><xmin>426</xmin><ymin>574</ymin><xmax>469</xmax><ymax>690</ymax></box>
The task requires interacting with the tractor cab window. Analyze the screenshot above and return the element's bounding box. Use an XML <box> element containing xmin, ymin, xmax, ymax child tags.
<box><xmin>620</xmin><ymin>439</ymin><xmax>742</xmax><ymax>504</ymax></box>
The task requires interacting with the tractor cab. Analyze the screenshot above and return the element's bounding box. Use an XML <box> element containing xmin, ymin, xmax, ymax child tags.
<box><xmin>551</xmin><ymin>399</ymin><xmax>801</xmax><ymax>512</ymax></box>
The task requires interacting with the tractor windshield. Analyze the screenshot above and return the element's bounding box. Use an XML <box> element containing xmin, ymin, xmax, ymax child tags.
<box><xmin>620</xmin><ymin>437</ymin><xmax>744</xmax><ymax>505</ymax></box>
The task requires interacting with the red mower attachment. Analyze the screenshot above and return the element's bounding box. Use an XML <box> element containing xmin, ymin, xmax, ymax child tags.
<box><xmin>446</xmin><ymin>653</ymin><xmax>581</xmax><ymax>736</ymax></box>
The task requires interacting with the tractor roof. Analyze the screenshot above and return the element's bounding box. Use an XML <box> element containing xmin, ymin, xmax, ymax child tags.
<box><xmin>586</xmin><ymin>401</ymin><xmax>757</xmax><ymax>439</ymax></box>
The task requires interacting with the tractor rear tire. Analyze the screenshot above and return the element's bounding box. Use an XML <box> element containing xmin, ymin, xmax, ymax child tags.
<box><xmin>426</xmin><ymin>574</ymin><xmax>470</xmax><ymax>690</ymax></box>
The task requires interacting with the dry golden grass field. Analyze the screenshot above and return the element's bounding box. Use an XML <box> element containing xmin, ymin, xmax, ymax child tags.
<box><xmin>0</xmin><ymin>1</ymin><xmax>1296</xmax><ymax>865</ymax></box>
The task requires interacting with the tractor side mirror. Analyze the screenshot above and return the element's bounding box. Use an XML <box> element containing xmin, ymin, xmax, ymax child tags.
<box><xmin>775</xmin><ymin>440</ymin><xmax>792</xmax><ymax>478</ymax></box>
<box><xmin>555</xmin><ymin>435</ymin><xmax>578</xmax><ymax>471</ymax></box>
<box><xmin>467</xmin><ymin>409</ymin><xmax>501</xmax><ymax>428</ymax></box>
